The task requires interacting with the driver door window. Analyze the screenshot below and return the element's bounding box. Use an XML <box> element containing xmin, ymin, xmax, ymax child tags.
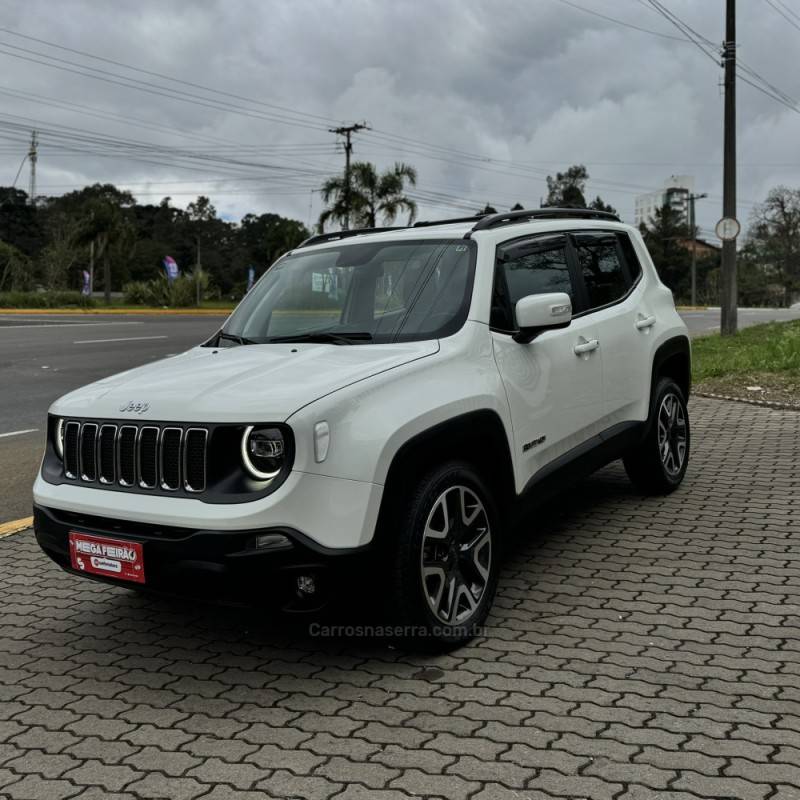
<box><xmin>491</xmin><ymin>234</ymin><xmax>575</xmax><ymax>331</ymax></box>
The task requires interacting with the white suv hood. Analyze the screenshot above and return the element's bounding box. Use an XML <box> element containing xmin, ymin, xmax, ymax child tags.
<box><xmin>51</xmin><ymin>341</ymin><xmax>439</xmax><ymax>423</ymax></box>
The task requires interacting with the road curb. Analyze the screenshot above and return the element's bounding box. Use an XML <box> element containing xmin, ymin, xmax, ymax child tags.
<box><xmin>695</xmin><ymin>391</ymin><xmax>800</xmax><ymax>412</ymax></box>
<box><xmin>0</xmin><ymin>308</ymin><xmax>233</xmax><ymax>316</ymax></box>
<box><xmin>0</xmin><ymin>517</ymin><xmax>33</xmax><ymax>538</ymax></box>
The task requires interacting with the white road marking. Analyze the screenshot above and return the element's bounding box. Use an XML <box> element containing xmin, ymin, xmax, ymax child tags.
<box><xmin>0</xmin><ymin>429</ymin><xmax>39</xmax><ymax>439</ymax></box>
<box><xmin>73</xmin><ymin>335</ymin><xmax>168</xmax><ymax>345</ymax></box>
<box><xmin>1</xmin><ymin>321</ymin><xmax>144</xmax><ymax>329</ymax></box>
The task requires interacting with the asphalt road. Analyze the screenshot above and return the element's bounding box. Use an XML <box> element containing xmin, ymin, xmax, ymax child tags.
<box><xmin>1</xmin><ymin>305</ymin><xmax>799</xmax><ymax>524</ymax></box>
<box><xmin>0</xmin><ymin>313</ymin><xmax>222</xmax><ymax>523</ymax></box>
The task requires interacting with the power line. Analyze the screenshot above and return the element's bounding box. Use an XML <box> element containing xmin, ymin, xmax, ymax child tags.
<box><xmin>773</xmin><ymin>0</ymin><xmax>800</xmax><ymax>25</ymax></box>
<box><xmin>10</xmin><ymin>151</ymin><xmax>26</xmax><ymax>188</ymax></box>
<box><xmin>763</xmin><ymin>0</ymin><xmax>800</xmax><ymax>33</ymax></box>
<box><xmin>0</xmin><ymin>26</ymin><xmax>338</xmax><ymax>128</ymax></box>
<box><xmin>552</xmin><ymin>0</ymin><xmax>688</xmax><ymax>41</ymax></box>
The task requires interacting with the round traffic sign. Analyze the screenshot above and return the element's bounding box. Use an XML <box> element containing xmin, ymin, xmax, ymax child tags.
<box><xmin>715</xmin><ymin>217</ymin><xmax>741</xmax><ymax>241</ymax></box>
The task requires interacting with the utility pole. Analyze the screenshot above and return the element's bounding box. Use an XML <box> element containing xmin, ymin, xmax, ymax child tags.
<box><xmin>687</xmin><ymin>192</ymin><xmax>707</xmax><ymax>306</ymax></box>
<box><xmin>27</xmin><ymin>131</ymin><xmax>37</xmax><ymax>205</ymax></box>
<box><xmin>720</xmin><ymin>0</ymin><xmax>738</xmax><ymax>335</ymax></box>
<box><xmin>329</xmin><ymin>122</ymin><xmax>370</xmax><ymax>229</ymax></box>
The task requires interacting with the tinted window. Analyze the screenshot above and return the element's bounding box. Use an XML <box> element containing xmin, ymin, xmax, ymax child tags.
<box><xmin>573</xmin><ymin>233</ymin><xmax>628</xmax><ymax>309</ymax></box>
<box><xmin>492</xmin><ymin>234</ymin><xmax>573</xmax><ymax>329</ymax></box>
<box><xmin>223</xmin><ymin>239</ymin><xmax>476</xmax><ymax>344</ymax></box>
<box><xmin>618</xmin><ymin>233</ymin><xmax>643</xmax><ymax>283</ymax></box>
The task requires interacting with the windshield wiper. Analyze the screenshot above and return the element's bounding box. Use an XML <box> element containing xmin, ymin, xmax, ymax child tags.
<box><xmin>217</xmin><ymin>331</ymin><xmax>258</xmax><ymax>346</ymax></box>
<box><xmin>266</xmin><ymin>331</ymin><xmax>373</xmax><ymax>345</ymax></box>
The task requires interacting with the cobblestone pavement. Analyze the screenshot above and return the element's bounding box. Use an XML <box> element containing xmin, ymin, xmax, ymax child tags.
<box><xmin>1</xmin><ymin>397</ymin><xmax>799</xmax><ymax>800</ymax></box>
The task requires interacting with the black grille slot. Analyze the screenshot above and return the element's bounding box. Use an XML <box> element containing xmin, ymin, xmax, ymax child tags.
<box><xmin>58</xmin><ymin>420</ymin><xmax>210</xmax><ymax>495</ymax></box>
<box><xmin>98</xmin><ymin>425</ymin><xmax>116</xmax><ymax>483</ymax></box>
<box><xmin>64</xmin><ymin>421</ymin><xmax>80</xmax><ymax>478</ymax></box>
<box><xmin>160</xmin><ymin>428</ymin><xmax>182</xmax><ymax>490</ymax></box>
<box><xmin>79</xmin><ymin>423</ymin><xmax>98</xmax><ymax>481</ymax></box>
<box><xmin>184</xmin><ymin>428</ymin><xmax>207</xmax><ymax>492</ymax></box>
<box><xmin>118</xmin><ymin>426</ymin><xmax>137</xmax><ymax>486</ymax></box>
<box><xmin>138</xmin><ymin>427</ymin><xmax>159</xmax><ymax>488</ymax></box>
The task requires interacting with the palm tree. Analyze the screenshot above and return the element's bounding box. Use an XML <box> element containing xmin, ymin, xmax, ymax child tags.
<box><xmin>319</xmin><ymin>161</ymin><xmax>417</xmax><ymax>232</ymax></box>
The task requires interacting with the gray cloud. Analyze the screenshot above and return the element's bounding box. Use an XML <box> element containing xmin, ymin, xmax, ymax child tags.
<box><xmin>2</xmin><ymin>0</ymin><xmax>800</xmax><ymax>237</ymax></box>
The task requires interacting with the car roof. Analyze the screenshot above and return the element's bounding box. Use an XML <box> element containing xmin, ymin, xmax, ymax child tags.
<box><xmin>295</xmin><ymin>216</ymin><xmax>635</xmax><ymax>253</ymax></box>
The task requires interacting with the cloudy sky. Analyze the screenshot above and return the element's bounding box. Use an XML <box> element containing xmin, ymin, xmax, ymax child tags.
<box><xmin>2</xmin><ymin>0</ymin><xmax>800</xmax><ymax>237</ymax></box>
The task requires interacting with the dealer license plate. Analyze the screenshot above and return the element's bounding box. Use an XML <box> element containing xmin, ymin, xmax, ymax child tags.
<box><xmin>68</xmin><ymin>531</ymin><xmax>145</xmax><ymax>584</ymax></box>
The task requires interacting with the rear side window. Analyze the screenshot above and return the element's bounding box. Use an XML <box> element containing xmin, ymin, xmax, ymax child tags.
<box><xmin>491</xmin><ymin>234</ymin><xmax>573</xmax><ymax>330</ymax></box>
<box><xmin>617</xmin><ymin>233</ymin><xmax>643</xmax><ymax>283</ymax></box>
<box><xmin>573</xmin><ymin>233</ymin><xmax>628</xmax><ymax>309</ymax></box>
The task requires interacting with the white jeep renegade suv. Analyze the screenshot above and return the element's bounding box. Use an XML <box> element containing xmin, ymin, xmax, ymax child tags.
<box><xmin>34</xmin><ymin>208</ymin><xmax>691</xmax><ymax>646</ymax></box>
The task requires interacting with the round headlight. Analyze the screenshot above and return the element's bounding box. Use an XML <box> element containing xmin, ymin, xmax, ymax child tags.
<box><xmin>54</xmin><ymin>418</ymin><xmax>64</xmax><ymax>460</ymax></box>
<box><xmin>241</xmin><ymin>426</ymin><xmax>286</xmax><ymax>480</ymax></box>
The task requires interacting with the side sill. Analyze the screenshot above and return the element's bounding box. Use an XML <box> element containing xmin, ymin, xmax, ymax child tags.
<box><xmin>513</xmin><ymin>420</ymin><xmax>644</xmax><ymax>519</ymax></box>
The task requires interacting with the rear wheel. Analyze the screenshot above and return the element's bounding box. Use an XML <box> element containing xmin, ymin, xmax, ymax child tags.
<box><xmin>623</xmin><ymin>377</ymin><xmax>690</xmax><ymax>494</ymax></box>
<box><xmin>388</xmin><ymin>462</ymin><xmax>500</xmax><ymax>649</ymax></box>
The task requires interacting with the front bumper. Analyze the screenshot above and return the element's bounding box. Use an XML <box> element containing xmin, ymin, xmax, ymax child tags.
<box><xmin>33</xmin><ymin>504</ymin><xmax>371</xmax><ymax>609</ymax></box>
<box><xmin>33</xmin><ymin>468</ymin><xmax>384</xmax><ymax>550</ymax></box>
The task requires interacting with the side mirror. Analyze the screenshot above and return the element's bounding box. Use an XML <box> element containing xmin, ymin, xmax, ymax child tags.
<box><xmin>513</xmin><ymin>292</ymin><xmax>572</xmax><ymax>343</ymax></box>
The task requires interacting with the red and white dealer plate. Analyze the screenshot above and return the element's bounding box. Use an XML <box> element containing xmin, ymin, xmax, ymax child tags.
<box><xmin>68</xmin><ymin>531</ymin><xmax>145</xmax><ymax>584</ymax></box>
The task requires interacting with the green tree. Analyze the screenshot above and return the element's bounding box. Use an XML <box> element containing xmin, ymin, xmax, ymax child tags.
<box><xmin>39</xmin><ymin>213</ymin><xmax>81</xmax><ymax>289</ymax></box>
<box><xmin>319</xmin><ymin>161</ymin><xmax>417</xmax><ymax>231</ymax></box>
<box><xmin>0</xmin><ymin>240</ymin><xmax>32</xmax><ymax>292</ymax></box>
<box><xmin>0</xmin><ymin>187</ymin><xmax>43</xmax><ymax>259</ymax></box>
<box><xmin>60</xmin><ymin>184</ymin><xmax>136</xmax><ymax>303</ymax></box>
<box><xmin>639</xmin><ymin>203</ymin><xmax>693</xmax><ymax>297</ymax></box>
<box><xmin>745</xmin><ymin>186</ymin><xmax>800</xmax><ymax>306</ymax></box>
<box><xmin>239</xmin><ymin>213</ymin><xmax>308</xmax><ymax>265</ymax></box>
<box><xmin>543</xmin><ymin>164</ymin><xmax>617</xmax><ymax>215</ymax></box>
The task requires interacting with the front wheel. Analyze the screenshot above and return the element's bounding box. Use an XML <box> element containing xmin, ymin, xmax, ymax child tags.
<box><xmin>388</xmin><ymin>462</ymin><xmax>500</xmax><ymax>649</ymax></box>
<box><xmin>623</xmin><ymin>377</ymin><xmax>690</xmax><ymax>494</ymax></box>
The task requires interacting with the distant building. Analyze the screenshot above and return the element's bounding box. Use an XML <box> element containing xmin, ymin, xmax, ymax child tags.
<box><xmin>634</xmin><ymin>175</ymin><xmax>694</xmax><ymax>228</ymax></box>
<box><xmin>677</xmin><ymin>237</ymin><xmax>720</xmax><ymax>258</ymax></box>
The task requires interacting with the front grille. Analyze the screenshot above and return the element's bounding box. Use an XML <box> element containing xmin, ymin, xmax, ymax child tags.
<box><xmin>63</xmin><ymin>421</ymin><xmax>80</xmax><ymax>478</ymax></box>
<box><xmin>80</xmin><ymin>423</ymin><xmax>98</xmax><ymax>481</ymax></box>
<box><xmin>160</xmin><ymin>428</ymin><xmax>182</xmax><ymax>490</ymax></box>
<box><xmin>184</xmin><ymin>428</ymin><xmax>207</xmax><ymax>492</ymax></box>
<box><xmin>62</xmin><ymin>420</ymin><xmax>208</xmax><ymax>494</ymax></box>
<box><xmin>138</xmin><ymin>427</ymin><xmax>159</xmax><ymax>489</ymax></box>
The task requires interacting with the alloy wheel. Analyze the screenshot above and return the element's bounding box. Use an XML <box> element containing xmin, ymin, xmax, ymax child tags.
<box><xmin>657</xmin><ymin>393</ymin><xmax>688</xmax><ymax>476</ymax></box>
<box><xmin>420</xmin><ymin>485</ymin><xmax>492</xmax><ymax>624</ymax></box>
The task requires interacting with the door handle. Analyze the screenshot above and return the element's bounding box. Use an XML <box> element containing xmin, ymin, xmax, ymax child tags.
<box><xmin>635</xmin><ymin>314</ymin><xmax>657</xmax><ymax>330</ymax></box>
<box><xmin>573</xmin><ymin>338</ymin><xmax>600</xmax><ymax>356</ymax></box>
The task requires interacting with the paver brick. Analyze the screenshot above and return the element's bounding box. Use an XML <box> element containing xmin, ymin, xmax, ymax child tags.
<box><xmin>389</xmin><ymin>768</ymin><xmax>481</xmax><ymax>800</ymax></box>
<box><xmin>3</xmin><ymin>399</ymin><xmax>800</xmax><ymax>800</ymax></box>
<box><xmin>255</xmin><ymin>770</ymin><xmax>342</xmax><ymax>800</ymax></box>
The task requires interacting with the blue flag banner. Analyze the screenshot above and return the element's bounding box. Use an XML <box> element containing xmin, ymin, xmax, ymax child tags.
<box><xmin>247</xmin><ymin>266</ymin><xmax>255</xmax><ymax>292</ymax></box>
<box><xmin>81</xmin><ymin>269</ymin><xmax>91</xmax><ymax>296</ymax></box>
<box><xmin>163</xmin><ymin>256</ymin><xmax>179</xmax><ymax>283</ymax></box>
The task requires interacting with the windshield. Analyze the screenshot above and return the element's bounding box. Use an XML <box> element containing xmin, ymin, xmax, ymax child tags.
<box><xmin>219</xmin><ymin>238</ymin><xmax>476</xmax><ymax>345</ymax></box>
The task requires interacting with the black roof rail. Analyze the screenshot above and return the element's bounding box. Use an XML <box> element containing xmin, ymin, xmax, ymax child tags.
<box><xmin>413</xmin><ymin>214</ymin><xmax>488</xmax><ymax>228</ymax></box>
<box><xmin>297</xmin><ymin>226</ymin><xmax>404</xmax><ymax>248</ymax></box>
<box><xmin>467</xmin><ymin>207</ymin><xmax>621</xmax><ymax>236</ymax></box>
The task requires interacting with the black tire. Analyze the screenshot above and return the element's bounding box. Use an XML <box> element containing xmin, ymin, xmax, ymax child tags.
<box><xmin>623</xmin><ymin>377</ymin><xmax>690</xmax><ymax>495</ymax></box>
<box><xmin>387</xmin><ymin>461</ymin><xmax>500</xmax><ymax>650</ymax></box>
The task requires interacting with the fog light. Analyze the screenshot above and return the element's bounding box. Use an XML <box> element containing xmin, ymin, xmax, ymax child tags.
<box><xmin>297</xmin><ymin>575</ymin><xmax>316</xmax><ymax>595</ymax></box>
<box><xmin>255</xmin><ymin>533</ymin><xmax>291</xmax><ymax>551</ymax></box>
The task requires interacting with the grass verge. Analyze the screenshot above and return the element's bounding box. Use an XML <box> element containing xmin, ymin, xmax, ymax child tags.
<box><xmin>692</xmin><ymin>320</ymin><xmax>800</xmax><ymax>406</ymax></box>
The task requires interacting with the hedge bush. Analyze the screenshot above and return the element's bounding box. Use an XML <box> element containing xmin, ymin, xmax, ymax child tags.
<box><xmin>0</xmin><ymin>291</ymin><xmax>96</xmax><ymax>308</ymax></box>
<box><xmin>123</xmin><ymin>273</ymin><xmax>208</xmax><ymax>307</ymax></box>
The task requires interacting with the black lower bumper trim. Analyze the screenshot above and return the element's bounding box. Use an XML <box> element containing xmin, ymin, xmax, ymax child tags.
<box><xmin>33</xmin><ymin>505</ymin><xmax>371</xmax><ymax>610</ymax></box>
